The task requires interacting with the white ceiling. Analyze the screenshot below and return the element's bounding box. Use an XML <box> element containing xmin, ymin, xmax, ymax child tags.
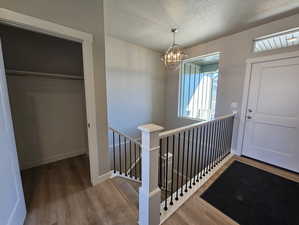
<box><xmin>104</xmin><ymin>0</ymin><xmax>299</xmax><ymax>52</ymax></box>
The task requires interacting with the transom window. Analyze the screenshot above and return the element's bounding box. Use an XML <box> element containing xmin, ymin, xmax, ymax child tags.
<box><xmin>253</xmin><ymin>27</ymin><xmax>299</xmax><ymax>53</ymax></box>
<box><xmin>178</xmin><ymin>53</ymin><xmax>219</xmax><ymax>121</ymax></box>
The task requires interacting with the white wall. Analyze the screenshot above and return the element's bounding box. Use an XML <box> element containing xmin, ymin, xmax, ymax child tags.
<box><xmin>0</xmin><ymin>1</ymin><xmax>109</xmax><ymax>175</ymax></box>
<box><xmin>105</xmin><ymin>36</ymin><xmax>166</xmax><ymax>138</ymax></box>
<box><xmin>165</xmin><ymin>13</ymin><xmax>299</xmax><ymax>151</ymax></box>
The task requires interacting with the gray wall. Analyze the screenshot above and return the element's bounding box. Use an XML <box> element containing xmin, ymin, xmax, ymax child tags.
<box><xmin>7</xmin><ymin>76</ymin><xmax>88</xmax><ymax>169</ymax></box>
<box><xmin>105</xmin><ymin>36</ymin><xmax>166</xmax><ymax>139</ymax></box>
<box><xmin>0</xmin><ymin>1</ymin><xmax>109</xmax><ymax>174</ymax></box>
<box><xmin>165</xmin><ymin>13</ymin><xmax>299</xmax><ymax>151</ymax></box>
<box><xmin>0</xmin><ymin>23</ymin><xmax>83</xmax><ymax>76</ymax></box>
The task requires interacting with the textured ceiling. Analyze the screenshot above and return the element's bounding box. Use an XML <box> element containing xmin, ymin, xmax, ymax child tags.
<box><xmin>104</xmin><ymin>0</ymin><xmax>299</xmax><ymax>51</ymax></box>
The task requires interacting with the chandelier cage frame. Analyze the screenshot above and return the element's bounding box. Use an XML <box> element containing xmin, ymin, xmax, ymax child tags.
<box><xmin>161</xmin><ymin>28</ymin><xmax>187</xmax><ymax>69</ymax></box>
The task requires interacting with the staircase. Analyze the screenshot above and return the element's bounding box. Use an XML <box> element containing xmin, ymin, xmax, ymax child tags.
<box><xmin>109</xmin><ymin>113</ymin><xmax>236</xmax><ymax>225</ymax></box>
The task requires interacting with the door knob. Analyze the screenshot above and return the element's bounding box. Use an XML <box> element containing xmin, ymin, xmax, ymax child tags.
<box><xmin>247</xmin><ymin>116</ymin><xmax>252</xmax><ymax>119</ymax></box>
<box><xmin>248</xmin><ymin>109</ymin><xmax>253</xmax><ymax>113</ymax></box>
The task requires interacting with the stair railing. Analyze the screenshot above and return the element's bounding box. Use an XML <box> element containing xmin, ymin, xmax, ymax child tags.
<box><xmin>109</xmin><ymin>127</ymin><xmax>142</xmax><ymax>181</ymax></box>
<box><xmin>138</xmin><ymin>113</ymin><xmax>236</xmax><ymax>225</ymax></box>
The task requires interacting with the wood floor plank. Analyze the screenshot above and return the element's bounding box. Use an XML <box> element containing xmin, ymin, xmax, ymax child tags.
<box><xmin>22</xmin><ymin>156</ymin><xmax>138</xmax><ymax>225</ymax></box>
<box><xmin>21</xmin><ymin>155</ymin><xmax>299</xmax><ymax>225</ymax></box>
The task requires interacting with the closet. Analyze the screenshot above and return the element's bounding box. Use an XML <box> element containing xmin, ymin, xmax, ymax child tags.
<box><xmin>0</xmin><ymin>23</ymin><xmax>89</xmax><ymax>170</ymax></box>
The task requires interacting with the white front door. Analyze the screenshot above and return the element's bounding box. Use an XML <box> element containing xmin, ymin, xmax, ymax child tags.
<box><xmin>242</xmin><ymin>56</ymin><xmax>299</xmax><ymax>173</ymax></box>
<box><xmin>0</xmin><ymin>41</ymin><xmax>26</xmax><ymax>225</ymax></box>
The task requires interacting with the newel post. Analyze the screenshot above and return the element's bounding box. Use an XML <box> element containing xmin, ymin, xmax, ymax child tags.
<box><xmin>138</xmin><ymin>124</ymin><xmax>164</xmax><ymax>225</ymax></box>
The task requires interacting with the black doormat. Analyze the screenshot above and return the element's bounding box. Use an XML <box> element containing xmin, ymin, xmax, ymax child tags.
<box><xmin>201</xmin><ymin>161</ymin><xmax>299</xmax><ymax>225</ymax></box>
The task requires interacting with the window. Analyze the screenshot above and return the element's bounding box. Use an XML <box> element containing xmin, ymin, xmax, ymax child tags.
<box><xmin>253</xmin><ymin>27</ymin><xmax>299</xmax><ymax>53</ymax></box>
<box><xmin>178</xmin><ymin>53</ymin><xmax>219</xmax><ymax>121</ymax></box>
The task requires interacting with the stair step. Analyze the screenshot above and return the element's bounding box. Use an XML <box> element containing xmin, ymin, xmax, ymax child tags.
<box><xmin>111</xmin><ymin>177</ymin><xmax>140</xmax><ymax>210</ymax></box>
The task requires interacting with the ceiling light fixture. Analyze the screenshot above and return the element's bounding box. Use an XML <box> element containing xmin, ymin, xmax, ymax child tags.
<box><xmin>161</xmin><ymin>28</ymin><xmax>187</xmax><ymax>70</ymax></box>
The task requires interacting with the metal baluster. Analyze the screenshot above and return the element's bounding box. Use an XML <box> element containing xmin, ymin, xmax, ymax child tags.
<box><xmin>224</xmin><ymin>119</ymin><xmax>229</xmax><ymax>156</ymax></box>
<box><xmin>197</xmin><ymin>126</ymin><xmax>202</xmax><ymax>181</ymax></box>
<box><xmin>170</xmin><ymin>135</ymin><xmax>175</xmax><ymax>205</ymax></box>
<box><xmin>220</xmin><ymin>119</ymin><xmax>226</xmax><ymax>160</ymax></box>
<box><xmin>216</xmin><ymin>120</ymin><xmax>221</xmax><ymax>165</ymax></box>
<box><xmin>210</xmin><ymin>122</ymin><xmax>214</xmax><ymax>171</ymax></box>
<box><xmin>228</xmin><ymin>118</ymin><xmax>232</xmax><ymax>155</ymax></box>
<box><xmin>124</xmin><ymin>137</ymin><xmax>127</xmax><ymax>175</ymax></box>
<box><xmin>209</xmin><ymin>123</ymin><xmax>213</xmax><ymax>171</ymax></box>
<box><xmin>216</xmin><ymin>121</ymin><xmax>220</xmax><ymax>162</ymax></box>
<box><xmin>219</xmin><ymin>120</ymin><xmax>223</xmax><ymax>161</ymax></box>
<box><xmin>227</xmin><ymin>118</ymin><xmax>231</xmax><ymax>155</ymax></box>
<box><xmin>189</xmin><ymin>129</ymin><xmax>194</xmax><ymax>188</ymax></box>
<box><xmin>212</xmin><ymin>121</ymin><xmax>217</xmax><ymax>168</ymax></box>
<box><xmin>113</xmin><ymin>131</ymin><xmax>116</xmax><ymax>173</ymax></box>
<box><xmin>194</xmin><ymin>127</ymin><xmax>199</xmax><ymax>184</ymax></box>
<box><xmin>210</xmin><ymin>122</ymin><xmax>215</xmax><ymax>169</ymax></box>
<box><xmin>119</xmin><ymin>134</ymin><xmax>122</xmax><ymax>174</ymax></box>
<box><xmin>134</xmin><ymin>143</ymin><xmax>137</xmax><ymax>178</ymax></box>
<box><xmin>207</xmin><ymin>123</ymin><xmax>212</xmax><ymax>172</ymax></box>
<box><xmin>180</xmin><ymin>131</ymin><xmax>186</xmax><ymax>196</ymax></box>
<box><xmin>200</xmin><ymin>125</ymin><xmax>205</xmax><ymax>178</ymax></box>
<box><xmin>129</xmin><ymin>140</ymin><xmax>132</xmax><ymax>177</ymax></box>
<box><xmin>231</xmin><ymin>117</ymin><xmax>234</xmax><ymax>151</ymax></box>
<box><xmin>201</xmin><ymin>126</ymin><xmax>205</xmax><ymax>176</ymax></box>
<box><xmin>164</xmin><ymin>137</ymin><xmax>169</xmax><ymax>211</ymax></box>
<box><xmin>159</xmin><ymin>139</ymin><xmax>162</xmax><ymax>188</ymax></box>
<box><xmin>225</xmin><ymin>118</ymin><xmax>230</xmax><ymax>155</ymax></box>
<box><xmin>212</xmin><ymin>121</ymin><xmax>216</xmax><ymax>169</ymax></box>
<box><xmin>185</xmin><ymin>130</ymin><xmax>191</xmax><ymax>192</ymax></box>
<box><xmin>228</xmin><ymin>117</ymin><xmax>234</xmax><ymax>152</ymax></box>
<box><xmin>175</xmin><ymin>133</ymin><xmax>181</xmax><ymax>200</ymax></box>
<box><xmin>204</xmin><ymin>124</ymin><xmax>209</xmax><ymax>175</ymax></box>
<box><xmin>139</xmin><ymin>145</ymin><xmax>142</xmax><ymax>180</ymax></box>
<box><xmin>222</xmin><ymin>119</ymin><xmax>226</xmax><ymax>157</ymax></box>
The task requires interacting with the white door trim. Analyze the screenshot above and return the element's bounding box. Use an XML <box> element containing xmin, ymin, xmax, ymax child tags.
<box><xmin>0</xmin><ymin>8</ymin><xmax>102</xmax><ymax>185</ymax></box>
<box><xmin>237</xmin><ymin>50</ymin><xmax>299</xmax><ymax>156</ymax></box>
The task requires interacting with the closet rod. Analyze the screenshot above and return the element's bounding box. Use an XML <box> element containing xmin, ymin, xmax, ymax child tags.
<box><xmin>5</xmin><ymin>69</ymin><xmax>84</xmax><ymax>80</ymax></box>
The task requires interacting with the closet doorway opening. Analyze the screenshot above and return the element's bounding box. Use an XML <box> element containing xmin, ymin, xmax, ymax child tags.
<box><xmin>0</xmin><ymin>20</ymin><xmax>94</xmax><ymax>193</ymax></box>
<box><xmin>0</xmin><ymin>9</ymin><xmax>101</xmax><ymax>186</ymax></box>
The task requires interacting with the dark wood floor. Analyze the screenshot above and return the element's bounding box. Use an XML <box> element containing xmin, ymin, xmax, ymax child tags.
<box><xmin>21</xmin><ymin>155</ymin><xmax>299</xmax><ymax>225</ymax></box>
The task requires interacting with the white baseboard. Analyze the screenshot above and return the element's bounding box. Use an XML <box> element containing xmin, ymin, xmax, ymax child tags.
<box><xmin>231</xmin><ymin>148</ymin><xmax>241</xmax><ymax>156</ymax></box>
<box><xmin>111</xmin><ymin>171</ymin><xmax>142</xmax><ymax>184</ymax></box>
<box><xmin>92</xmin><ymin>170</ymin><xmax>113</xmax><ymax>186</ymax></box>
<box><xmin>20</xmin><ymin>149</ymin><xmax>87</xmax><ymax>170</ymax></box>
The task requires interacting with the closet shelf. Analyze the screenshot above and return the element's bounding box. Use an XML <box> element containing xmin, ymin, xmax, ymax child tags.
<box><xmin>5</xmin><ymin>69</ymin><xmax>84</xmax><ymax>80</ymax></box>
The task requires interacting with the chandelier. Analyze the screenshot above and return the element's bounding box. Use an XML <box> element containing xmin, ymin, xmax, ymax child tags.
<box><xmin>161</xmin><ymin>28</ymin><xmax>187</xmax><ymax>70</ymax></box>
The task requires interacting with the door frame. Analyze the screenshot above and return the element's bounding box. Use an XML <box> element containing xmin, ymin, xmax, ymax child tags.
<box><xmin>0</xmin><ymin>8</ymin><xmax>104</xmax><ymax>185</ymax></box>
<box><xmin>237</xmin><ymin>50</ymin><xmax>299</xmax><ymax>156</ymax></box>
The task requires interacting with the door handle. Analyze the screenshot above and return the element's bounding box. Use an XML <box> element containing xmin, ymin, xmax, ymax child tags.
<box><xmin>248</xmin><ymin>109</ymin><xmax>253</xmax><ymax>113</ymax></box>
<box><xmin>247</xmin><ymin>116</ymin><xmax>252</xmax><ymax>119</ymax></box>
